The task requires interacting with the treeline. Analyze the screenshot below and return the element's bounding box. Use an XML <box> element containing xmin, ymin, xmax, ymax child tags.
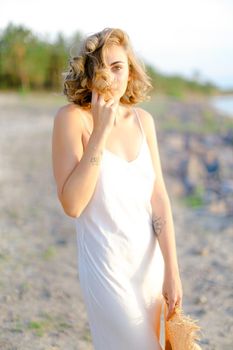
<box><xmin>146</xmin><ymin>65</ymin><xmax>219</xmax><ymax>97</ymax></box>
<box><xmin>0</xmin><ymin>23</ymin><xmax>219</xmax><ymax>96</ymax></box>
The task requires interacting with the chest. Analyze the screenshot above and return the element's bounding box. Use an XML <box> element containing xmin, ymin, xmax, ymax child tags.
<box><xmin>82</xmin><ymin>111</ymin><xmax>144</xmax><ymax>163</ymax></box>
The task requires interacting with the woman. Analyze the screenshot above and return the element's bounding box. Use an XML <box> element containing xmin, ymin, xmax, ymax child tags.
<box><xmin>52</xmin><ymin>27</ymin><xmax>183</xmax><ymax>350</ymax></box>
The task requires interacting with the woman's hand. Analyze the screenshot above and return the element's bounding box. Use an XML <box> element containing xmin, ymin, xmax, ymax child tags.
<box><xmin>91</xmin><ymin>89</ymin><xmax>119</xmax><ymax>137</ymax></box>
<box><xmin>162</xmin><ymin>269</ymin><xmax>183</xmax><ymax>321</ymax></box>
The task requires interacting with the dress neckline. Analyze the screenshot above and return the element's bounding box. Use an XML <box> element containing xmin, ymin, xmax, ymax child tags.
<box><xmin>103</xmin><ymin>136</ymin><xmax>146</xmax><ymax>165</ymax></box>
<box><xmin>82</xmin><ymin>107</ymin><xmax>146</xmax><ymax>164</ymax></box>
<box><xmin>103</xmin><ymin>108</ymin><xmax>146</xmax><ymax>164</ymax></box>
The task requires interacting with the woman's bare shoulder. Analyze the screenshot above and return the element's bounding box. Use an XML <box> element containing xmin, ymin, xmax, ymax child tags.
<box><xmin>52</xmin><ymin>103</ymin><xmax>86</xmax><ymax>167</ymax></box>
<box><xmin>54</xmin><ymin>103</ymin><xmax>85</xmax><ymax>128</ymax></box>
<box><xmin>135</xmin><ymin>107</ymin><xmax>167</xmax><ymax>194</ymax></box>
<box><xmin>52</xmin><ymin>103</ymin><xmax>86</xmax><ymax>201</ymax></box>
<box><xmin>134</xmin><ymin>106</ymin><xmax>156</xmax><ymax>138</ymax></box>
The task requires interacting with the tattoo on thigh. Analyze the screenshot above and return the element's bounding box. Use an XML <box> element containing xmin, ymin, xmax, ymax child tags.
<box><xmin>152</xmin><ymin>215</ymin><xmax>166</xmax><ymax>237</ymax></box>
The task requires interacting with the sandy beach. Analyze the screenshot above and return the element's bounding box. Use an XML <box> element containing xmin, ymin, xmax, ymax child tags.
<box><xmin>0</xmin><ymin>91</ymin><xmax>232</xmax><ymax>349</ymax></box>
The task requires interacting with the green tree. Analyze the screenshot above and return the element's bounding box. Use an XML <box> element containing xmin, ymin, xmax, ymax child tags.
<box><xmin>0</xmin><ymin>23</ymin><xmax>35</xmax><ymax>90</ymax></box>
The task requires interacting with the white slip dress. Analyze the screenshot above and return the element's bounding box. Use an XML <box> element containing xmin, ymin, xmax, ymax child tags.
<box><xmin>74</xmin><ymin>108</ymin><xmax>165</xmax><ymax>350</ymax></box>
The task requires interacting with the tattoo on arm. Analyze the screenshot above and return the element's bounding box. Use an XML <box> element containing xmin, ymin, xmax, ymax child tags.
<box><xmin>152</xmin><ymin>215</ymin><xmax>166</xmax><ymax>237</ymax></box>
<box><xmin>90</xmin><ymin>151</ymin><xmax>103</xmax><ymax>166</ymax></box>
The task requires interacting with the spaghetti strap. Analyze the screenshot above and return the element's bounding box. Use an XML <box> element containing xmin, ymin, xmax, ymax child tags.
<box><xmin>133</xmin><ymin>108</ymin><xmax>145</xmax><ymax>139</ymax></box>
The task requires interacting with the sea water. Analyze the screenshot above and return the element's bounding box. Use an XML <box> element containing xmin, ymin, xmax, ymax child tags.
<box><xmin>210</xmin><ymin>95</ymin><xmax>233</xmax><ymax>118</ymax></box>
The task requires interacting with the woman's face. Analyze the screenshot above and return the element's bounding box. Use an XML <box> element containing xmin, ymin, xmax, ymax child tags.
<box><xmin>102</xmin><ymin>45</ymin><xmax>130</xmax><ymax>101</ymax></box>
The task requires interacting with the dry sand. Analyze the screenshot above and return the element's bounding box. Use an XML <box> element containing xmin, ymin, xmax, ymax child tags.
<box><xmin>0</xmin><ymin>92</ymin><xmax>232</xmax><ymax>349</ymax></box>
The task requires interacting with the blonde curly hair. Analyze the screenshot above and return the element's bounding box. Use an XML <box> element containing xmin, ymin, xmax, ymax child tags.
<box><xmin>63</xmin><ymin>27</ymin><xmax>153</xmax><ymax>109</ymax></box>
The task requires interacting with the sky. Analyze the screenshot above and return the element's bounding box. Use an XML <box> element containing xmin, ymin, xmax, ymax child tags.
<box><xmin>1</xmin><ymin>0</ymin><xmax>233</xmax><ymax>89</ymax></box>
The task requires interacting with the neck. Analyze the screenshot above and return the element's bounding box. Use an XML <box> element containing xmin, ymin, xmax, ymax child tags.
<box><xmin>114</xmin><ymin>104</ymin><xmax>131</xmax><ymax>125</ymax></box>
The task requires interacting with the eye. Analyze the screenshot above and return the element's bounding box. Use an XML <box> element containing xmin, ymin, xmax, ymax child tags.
<box><xmin>112</xmin><ymin>65</ymin><xmax>122</xmax><ymax>71</ymax></box>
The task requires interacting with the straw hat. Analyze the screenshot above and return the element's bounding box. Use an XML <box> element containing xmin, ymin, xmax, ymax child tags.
<box><xmin>163</xmin><ymin>301</ymin><xmax>203</xmax><ymax>350</ymax></box>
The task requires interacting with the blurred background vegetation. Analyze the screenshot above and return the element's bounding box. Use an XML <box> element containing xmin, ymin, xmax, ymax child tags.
<box><xmin>0</xmin><ymin>22</ymin><xmax>229</xmax><ymax>98</ymax></box>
